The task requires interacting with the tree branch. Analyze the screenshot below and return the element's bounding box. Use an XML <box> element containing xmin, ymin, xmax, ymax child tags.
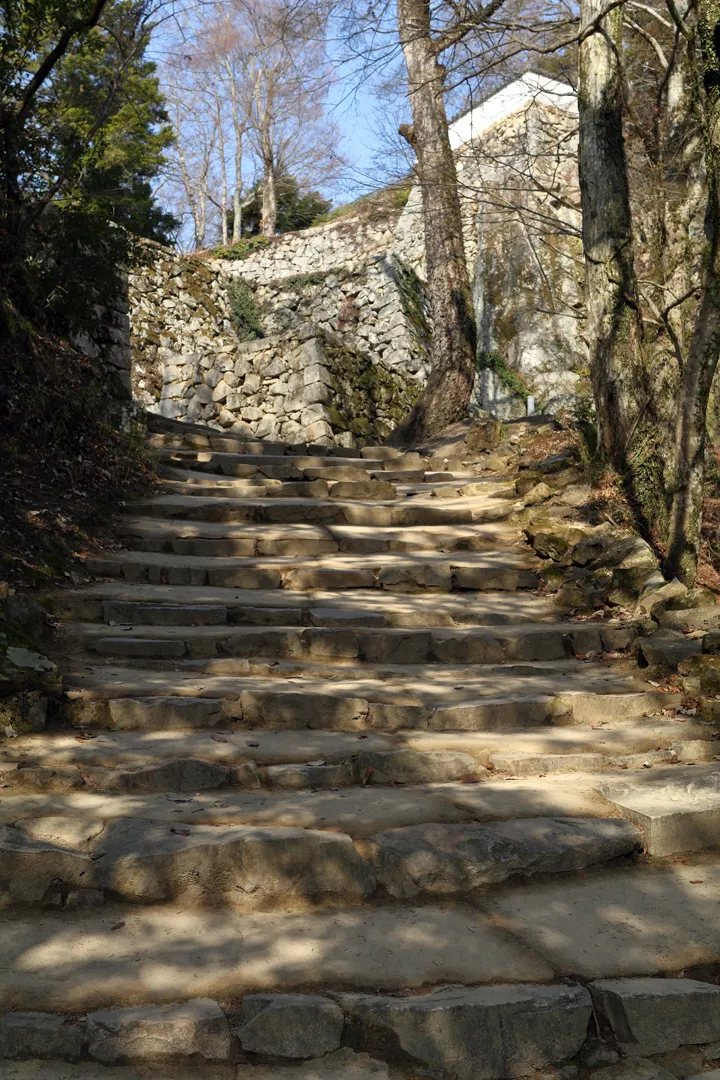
<box><xmin>15</xmin><ymin>0</ymin><xmax>112</xmax><ymax>125</ymax></box>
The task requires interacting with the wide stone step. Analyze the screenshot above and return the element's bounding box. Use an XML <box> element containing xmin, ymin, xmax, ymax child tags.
<box><xmin>2</xmin><ymin>715</ymin><xmax>705</xmax><ymax>774</ymax></box>
<box><xmin>62</xmin><ymin>665</ymin><xmax>672</xmax><ymax>731</ymax></box>
<box><xmin>84</xmin><ymin>549</ymin><xmax>539</xmax><ymax>591</ymax></box>
<box><xmin>0</xmin><ymin>774</ymin><xmax>677</xmax><ymax>840</ymax></box>
<box><xmin>7</xmin><ymin>715</ymin><xmax>707</xmax><ymax>796</ymax></box>
<box><xmin>153</xmin><ymin>472</ymin><xmax>506</xmax><ymax>503</ymax></box>
<box><xmin>113</xmin><ymin>518</ymin><xmax>516</xmax><ymax>556</ymax></box>
<box><xmin>0</xmin><ymin>903</ymin><xmax>554</xmax><ymax>1012</ymax></box>
<box><xmin>51</xmin><ymin>584</ymin><xmax>556</xmax><ymax>628</ymax></box>
<box><xmin>0</xmin><ymin>812</ymin><xmax>641</xmax><ymax>911</ymax></box>
<box><xmin>157</xmin><ymin>448</ymin><xmax>429</xmax><ymax>476</ymax></box>
<box><xmin>69</xmin><ymin>620</ymin><xmax>637</xmax><ymax>666</ymax></box>
<box><xmin>123</xmin><ymin>493</ymin><xmax>515</xmax><ymax>527</ymax></box>
<box><xmin>145</xmin><ymin>416</ymin><xmax>365</xmax><ymax>458</ymax></box>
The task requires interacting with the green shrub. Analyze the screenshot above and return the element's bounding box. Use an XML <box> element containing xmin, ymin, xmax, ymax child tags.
<box><xmin>227</xmin><ymin>279</ymin><xmax>264</xmax><ymax>341</ymax></box>
<box><xmin>476</xmin><ymin>350</ymin><xmax>532</xmax><ymax>397</ymax></box>
<box><xmin>214</xmin><ymin>236</ymin><xmax>271</xmax><ymax>261</ymax></box>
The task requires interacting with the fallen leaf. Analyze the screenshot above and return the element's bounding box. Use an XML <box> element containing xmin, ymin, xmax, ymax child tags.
<box><xmin>361</xmin><ymin>766</ymin><xmax>374</xmax><ymax>787</ymax></box>
<box><xmin>246</xmin><ymin>740</ymin><xmax>259</xmax><ymax>747</ymax></box>
<box><xmin>211</xmin><ymin>733</ymin><xmax>228</xmax><ymax>742</ymax></box>
<box><xmin>110</xmin><ymin>921</ymin><xmax>125</xmax><ymax>931</ymax></box>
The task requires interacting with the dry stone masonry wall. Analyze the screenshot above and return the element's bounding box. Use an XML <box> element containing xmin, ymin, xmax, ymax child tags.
<box><xmin>225</xmin><ymin>214</ymin><xmax>399</xmax><ymax>284</ymax></box>
<box><xmin>153</xmin><ymin>323</ymin><xmax>418</xmax><ymax>445</ymax></box>
<box><xmin>245</xmin><ymin>256</ymin><xmax>430</xmax><ymax>380</ymax></box>
<box><xmin>128</xmin><ymin>237</ymin><xmax>425</xmax><ymax>446</ymax></box>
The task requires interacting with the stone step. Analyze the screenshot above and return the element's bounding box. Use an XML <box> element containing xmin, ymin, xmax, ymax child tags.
<box><xmin>2</xmin><ymin>865</ymin><xmax>720</xmax><ymax>1009</ymax></box>
<box><xmin>2</xmin><ymin>716</ymin><xmax>705</xmax><ymax>773</ymax></box>
<box><xmin>0</xmin><ymin>775</ymin><xmax>611</xmax><ymax>837</ymax></box>
<box><xmin>51</xmin><ymin>584</ymin><xmax>554</xmax><ymax>628</ymax></box>
<box><xmin>595</xmin><ymin>765</ymin><xmax>720</xmax><ymax>855</ymax></box>
<box><xmin>113</xmin><ymin>518</ymin><xmax>516</xmax><ymax>556</ymax></box>
<box><xmin>84</xmin><ymin>549</ymin><xmax>539</xmax><ymax>591</ymax></box>
<box><xmin>160</xmin><ymin>462</ymin><xmax>452</xmax><ymax>487</ymax></box>
<box><xmin>68</xmin><ymin>620</ymin><xmax>638</xmax><ymax>666</ymax></box>
<box><xmin>0</xmin><ymin>812</ymin><xmax>641</xmax><ymax>911</ymax></box>
<box><xmin>145</xmin><ymin>416</ymin><xmax>364</xmax><ymax>458</ymax></box>
<box><xmin>0</xmin><ymin>903</ymin><xmax>555</xmax><ymax>1012</ymax></box>
<box><xmin>152</xmin><ymin>474</ymin><xmax>508</xmax><ymax>505</ymax></box>
<box><xmin>4</xmin><ymin>720</ymin><xmax>708</xmax><ymax>796</ymax></box>
<box><xmin>157</xmin><ymin>449</ymin><xmax>429</xmax><ymax>476</ymax></box>
<box><xmin>124</xmin><ymin>493</ymin><xmax>514</xmax><ymax>528</ymax></box>
<box><xmin>62</xmin><ymin>665</ymin><xmax>671</xmax><ymax>731</ymax></box>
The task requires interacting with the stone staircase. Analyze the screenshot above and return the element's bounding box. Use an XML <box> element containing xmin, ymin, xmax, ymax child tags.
<box><xmin>2</xmin><ymin>415</ymin><xmax>720</xmax><ymax>1080</ymax></box>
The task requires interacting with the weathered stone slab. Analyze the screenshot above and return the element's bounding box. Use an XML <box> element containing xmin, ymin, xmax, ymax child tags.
<box><xmin>328</xmin><ymin>481</ymin><xmax>397</xmax><ymax>501</ymax></box>
<box><xmin>240</xmin><ymin>690</ymin><xmax>369</xmax><ymax>730</ymax></box>
<box><xmin>336</xmin><ymin>983</ymin><xmax>591</xmax><ymax>1080</ymax></box>
<box><xmin>0</xmin><ymin>825</ymin><xmax>91</xmax><ymax>908</ymax></box>
<box><xmin>91</xmin><ymin>819</ymin><xmax>375</xmax><ymax>905</ymax></box>
<box><xmin>105</xmin><ymin>697</ymin><xmax>225</xmax><ymax>731</ymax></box>
<box><xmin>486</xmin><ymin>861</ymin><xmax>720</xmax><ymax>977</ymax></box>
<box><xmin>596</xmin><ymin>768</ymin><xmax>720</xmax><ymax>856</ymax></box>
<box><xmin>589</xmin><ymin>978</ymin><xmax>720</xmax><ymax>1056</ymax></box>
<box><xmin>86</xmin><ymin>998</ymin><xmax>230</xmax><ymax>1062</ymax></box>
<box><xmin>0</xmin><ymin>1012</ymin><xmax>84</xmax><ymax>1061</ymax></box>
<box><xmin>234</xmin><ymin>994</ymin><xmax>343</xmax><ymax>1058</ymax></box>
<box><xmin>86</xmin><ymin>758</ymin><xmax>229</xmax><ymax>794</ymax></box>
<box><xmin>356</xmin><ymin>749</ymin><xmax>484</xmax><ymax>784</ymax></box>
<box><xmin>264</xmin><ymin>762</ymin><xmax>355</xmax><ymax>789</ymax></box>
<box><xmin>369</xmin><ymin>817</ymin><xmax>642</xmax><ymax>898</ymax></box>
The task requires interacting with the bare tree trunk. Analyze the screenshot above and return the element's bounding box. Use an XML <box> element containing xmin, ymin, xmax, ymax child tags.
<box><xmin>578</xmin><ymin>0</ymin><xmax>643</xmax><ymax>469</ymax></box>
<box><xmin>215</xmin><ymin>94</ymin><xmax>229</xmax><ymax>246</ymax></box>
<box><xmin>386</xmin><ymin>0</ymin><xmax>476</xmax><ymax>445</ymax></box>
<box><xmin>257</xmin><ymin>73</ymin><xmax>278</xmax><ymax>238</ymax></box>
<box><xmin>665</xmin><ymin>1</ymin><xmax>720</xmax><ymax>584</ymax></box>
<box><xmin>232</xmin><ymin>179</ymin><xmax>244</xmax><ymax>242</ymax></box>
<box><xmin>228</xmin><ymin>62</ymin><xmax>245</xmax><ymax>244</ymax></box>
<box><xmin>261</xmin><ymin>128</ymin><xmax>277</xmax><ymax>236</ymax></box>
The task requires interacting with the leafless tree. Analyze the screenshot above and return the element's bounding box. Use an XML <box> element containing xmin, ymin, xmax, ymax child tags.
<box><xmin>577</xmin><ymin>0</ymin><xmax>645</xmax><ymax>469</ymax></box>
<box><xmin>160</xmin><ymin>0</ymin><xmax>341</xmax><ymax>245</ymax></box>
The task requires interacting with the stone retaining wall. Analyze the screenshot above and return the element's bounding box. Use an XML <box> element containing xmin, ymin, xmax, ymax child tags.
<box><xmin>221</xmin><ymin>214</ymin><xmax>399</xmax><ymax>285</ymax></box>
<box><xmin>128</xmin><ymin>238</ymin><xmax>425</xmax><ymax>445</ymax></box>
<box><xmin>150</xmin><ymin>318</ymin><xmax>419</xmax><ymax>446</ymax></box>
<box><xmin>247</xmin><ymin>255</ymin><xmax>430</xmax><ymax>381</ymax></box>
<box><xmin>128</xmin><ymin>240</ymin><xmax>236</xmax><ymax>410</ymax></box>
